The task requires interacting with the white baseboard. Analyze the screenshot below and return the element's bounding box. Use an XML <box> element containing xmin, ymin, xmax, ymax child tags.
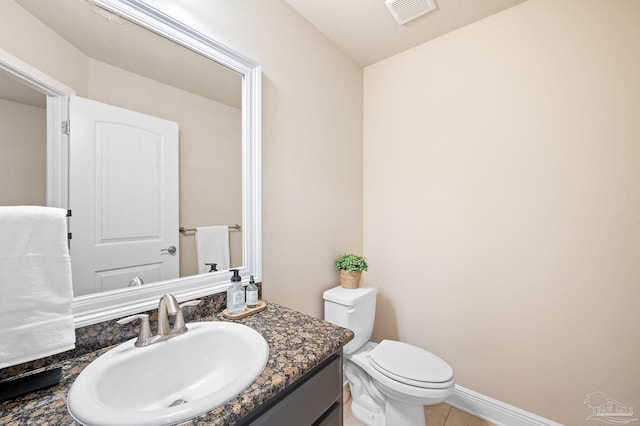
<box><xmin>446</xmin><ymin>385</ymin><xmax>564</xmax><ymax>426</ymax></box>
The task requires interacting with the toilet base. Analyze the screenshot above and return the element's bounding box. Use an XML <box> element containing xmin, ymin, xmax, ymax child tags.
<box><xmin>350</xmin><ymin>397</ymin><xmax>427</xmax><ymax>426</ymax></box>
<box><xmin>345</xmin><ymin>342</ymin><xmax>453</xmax><ymax>426</ymax></box>
<box><xmin>385</xmin><ymin>399</ymin><xmax>427</xmax><ymax>426</ymax></box>
<box><xmin>351</xmin><ymin>398</ymin><xmax>385</xmax><ymax>426</ymax></box>
<box><xmin>350</xmin><ymin>396</ymin><xmax>428</xmax><ymax>426</ymax></box>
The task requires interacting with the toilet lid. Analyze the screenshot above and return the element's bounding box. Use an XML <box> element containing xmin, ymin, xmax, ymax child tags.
<box><xmin>369</xmin><ymin>340</ymin><xmax>453</xmax><ymax>386</ymax></box>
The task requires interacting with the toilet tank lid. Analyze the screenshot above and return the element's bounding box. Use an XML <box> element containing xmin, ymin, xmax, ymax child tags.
<box><xmin>323</xmin><ymin>286</ymin><xmax>377</xmax><ymax>306</ymax></box>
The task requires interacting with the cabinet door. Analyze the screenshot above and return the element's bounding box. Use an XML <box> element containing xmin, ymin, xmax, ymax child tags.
<box><xmin>315</xmin><ymin>402</ymin><xmax>342</xmax><ymax>426</ymax></box>
<box><xmin>248</xmin><ymin>354</ymin><xmax>342</xmax><ymax>426</ymax></box>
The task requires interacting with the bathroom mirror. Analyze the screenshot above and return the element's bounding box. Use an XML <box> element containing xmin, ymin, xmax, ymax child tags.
<box><xmin>0</xmin><ymin>0</ymin><xmax>261</xmax><ymax>326</ymax></box>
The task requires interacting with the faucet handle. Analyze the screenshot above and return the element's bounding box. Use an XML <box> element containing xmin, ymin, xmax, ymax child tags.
<box><xmin>117</xmin><ymin>314</ymin><xmax>153</xmax><ymax>347</ymax></box>
<box><xmin>173</xmin><ymin>300</ymin><xmax>202</xmax><ymax>334</ymax></box>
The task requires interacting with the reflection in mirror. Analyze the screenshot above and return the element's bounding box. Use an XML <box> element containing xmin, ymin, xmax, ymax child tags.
<box><xmin>0</xmin><ymin>0</ymin><xmax>261</xmax><ymax>325</ymax></box>
<box><xmin>0</xmin><ymin>69</ymin><xmax>47</xmax><ymax>206</ymax></box>
<box><xmin>2</xmin><ymin>0</ymin><xmax>244</xmax><ymax>295</ymax></box>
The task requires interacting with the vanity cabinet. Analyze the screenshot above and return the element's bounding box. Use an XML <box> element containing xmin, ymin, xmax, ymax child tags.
<box><xmin>242</xmin><ymin>352</ymin><xmax>344</xmax><ymax>426</ymax></box>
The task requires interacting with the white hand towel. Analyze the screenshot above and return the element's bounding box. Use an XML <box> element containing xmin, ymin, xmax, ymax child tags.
<box><xmin>0</xmin><ymin>206</ymin><xmax>76</xmax><ymax>369</ymax></box>
<box><xmin>195</xmin><ymin>226</ymin><xmax>230</xmax><ymax>274</ymax></box>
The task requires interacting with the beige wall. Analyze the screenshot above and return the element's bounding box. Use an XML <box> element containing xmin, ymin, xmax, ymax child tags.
<box><xmin>363</xmin><ymin>0</ymin><xmax>640</xmax><ymax>424</ymax></box>
<box><xmin>145</xmin><ymin>0</ymin><xmax>365</xmax><ymax>316</ymax></box>
<box><xmin>0</xmin><ymin>1</ymin><xmax>88</xmax><ymax>96</ymax></box>
<box><xmin>0</xmin><ymin>99</ymin><xmax>46</xmax><ymax>205</ymax></box>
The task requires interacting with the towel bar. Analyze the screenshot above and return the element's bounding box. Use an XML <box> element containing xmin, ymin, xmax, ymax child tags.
<box><xmin>179</xmin><ymin>224</ymin><xmax>241</xmax><ymax>234</ymax></box>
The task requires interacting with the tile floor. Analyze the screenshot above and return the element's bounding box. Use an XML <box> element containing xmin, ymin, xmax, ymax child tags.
<box><xmin>343</xmin><ymin>387</ymin><xmax>494</xmax><ymax>426</ymax></box>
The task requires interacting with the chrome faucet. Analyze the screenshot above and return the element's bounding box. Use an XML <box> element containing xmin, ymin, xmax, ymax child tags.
<box><xmin>117</xmin><ymin>293</ymin><xmax>201</xmax><ymax>347</ymax></box>
<box><xmin>157</xmin><ymin>293</ymin><xmax>181</xmax><ymax>336</ymax></box>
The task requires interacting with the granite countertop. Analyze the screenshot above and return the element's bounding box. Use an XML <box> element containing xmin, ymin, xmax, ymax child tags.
<box><xmin>0</xmin><ymin>302</ymin><xmax>353</xmax><ymax>426</ymax></box>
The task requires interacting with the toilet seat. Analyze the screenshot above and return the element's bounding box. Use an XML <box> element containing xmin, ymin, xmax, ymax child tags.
<box><xmin>369</xmin><ymin>340</ymin><xmax>453</xmax><ymax>389</ymax></box>
<box><xmin>348</xmin><ymin>341</ymin><xmax>455</xmax><ymax>407</ymax></box>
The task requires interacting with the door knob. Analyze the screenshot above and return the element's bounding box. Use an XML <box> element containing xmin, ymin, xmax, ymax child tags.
<box><xmin>161</xmin><ymin>245</ymin><xmax>177</xmax><ymax>255</ymax></box>
<box><xmin>128</xmin><ymin>277</ymin><xmax>144</xmax><ymax>287</ymax></box>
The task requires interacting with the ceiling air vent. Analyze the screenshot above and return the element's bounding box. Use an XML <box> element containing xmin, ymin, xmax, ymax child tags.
<box><xmin>385</xmin><ymin>0</ymin><xmax>437</xmax><ymax>25</ymax></box>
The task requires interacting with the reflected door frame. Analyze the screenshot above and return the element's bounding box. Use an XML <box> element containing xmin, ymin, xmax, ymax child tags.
<box><xmin>0</xmin><ymin>49</ymin><xmax>75</xmax><ymax>210</ymax></box>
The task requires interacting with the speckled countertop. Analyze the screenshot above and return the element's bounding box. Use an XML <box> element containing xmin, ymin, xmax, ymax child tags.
<box><xmin>0</xmin><ymin>301</ymin><xmax>353</xmax><ymax>426</ymax></box>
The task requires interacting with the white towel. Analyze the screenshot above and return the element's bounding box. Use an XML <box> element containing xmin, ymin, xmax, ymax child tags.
<box><xmin>0</xmin><ymin>206</ymin><xmax>76</xmax><ymax>369</ymax></box>
<box><xmin>195</xmin><ymin>226</ymin><xmax>230</xmax><ymax>274</ymax></box>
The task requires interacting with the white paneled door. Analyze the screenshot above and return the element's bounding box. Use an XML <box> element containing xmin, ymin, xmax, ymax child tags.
<box><xmin>69</xmin><ymin>96</ymin><xmax>179</xmax><ymax>296</ymax></box>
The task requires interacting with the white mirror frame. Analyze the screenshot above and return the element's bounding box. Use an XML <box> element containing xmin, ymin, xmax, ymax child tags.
<box><xmin>1</xmin><ymin>0</ymin><xmax>261</xmax><ymax>327</ymax></box>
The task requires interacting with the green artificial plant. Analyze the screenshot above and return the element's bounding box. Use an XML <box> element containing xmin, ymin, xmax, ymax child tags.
<box><xmin>335</xmin><ymin>254</ymin><xmax>368</xmax><ymax>272</ymax></box>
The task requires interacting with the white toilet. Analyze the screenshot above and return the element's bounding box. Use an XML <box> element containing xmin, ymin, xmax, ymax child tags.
<box><xmin>323</xmin><ymin>286</ymin><xmax>454</xmax><ymax>426</ymax></box>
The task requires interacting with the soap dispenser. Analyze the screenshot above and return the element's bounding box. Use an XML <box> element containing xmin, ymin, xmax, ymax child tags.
<box><xmin>226</xmin><ymin>269</ymin><xmax>245</xmax><ymax>315</ymax></box>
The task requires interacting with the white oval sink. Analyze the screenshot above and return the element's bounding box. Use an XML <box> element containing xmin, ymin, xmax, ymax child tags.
<box><xmin>67</xmin><ymin>321</ymin><xmax>269</xmax><ymax>426</ymax></box>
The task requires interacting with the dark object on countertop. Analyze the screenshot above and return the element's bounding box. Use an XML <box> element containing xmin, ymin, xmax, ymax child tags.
<box><xmin>0</xmin><ymin>367</ymin><xmax>62</xmax><ymax>402</ymax></box>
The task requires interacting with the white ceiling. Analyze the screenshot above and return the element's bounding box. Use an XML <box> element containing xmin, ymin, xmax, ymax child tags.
<box><xmin>285</xmin><ymin>0</ymin><xmax>528</xmax><ymax>66</ymax></box>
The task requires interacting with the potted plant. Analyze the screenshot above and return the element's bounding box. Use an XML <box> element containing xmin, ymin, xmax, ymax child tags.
<box><xmin>335</xmin><ymin>253</ymin><xmax>368</xmax><ymax>289</ymax></box>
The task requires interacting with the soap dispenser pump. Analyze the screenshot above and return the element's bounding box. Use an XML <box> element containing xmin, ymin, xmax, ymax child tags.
<box><xmin>226</xmin><ymin>269</ymin><xmax>245</xmax><ymax>315</ymax></box>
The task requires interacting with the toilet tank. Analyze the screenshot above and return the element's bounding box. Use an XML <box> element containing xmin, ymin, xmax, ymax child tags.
<box><xmin>323</xmin><ymin>286</ymin><xmax>377</xmax><ymax>355</ymax></box>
